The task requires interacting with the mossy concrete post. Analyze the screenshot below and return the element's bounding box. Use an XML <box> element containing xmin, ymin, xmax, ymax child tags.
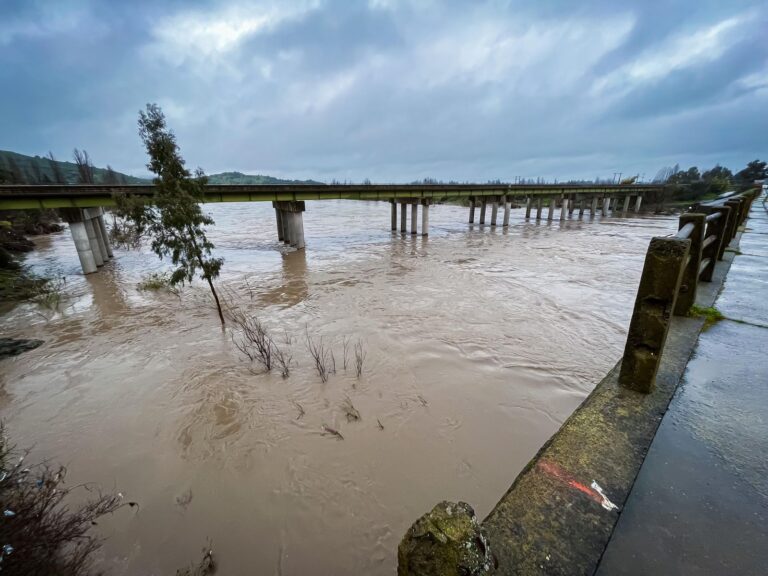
<box><xmin>673</xmin><ymin>213</ymin><xmax>705</xmax><ymax>316</ymax></box>
<box><xmin>398</xmin><ymin>501</ymin><xmax>495</xmax><ymax>576</ymax></box>
<box><xmin>469</xmin><ymin>197</ymin><xmax>476</xmax><ymax>223</ymax></box>
<box><xmin>619</xmin><ymin>236</ymin><xmax>690</xmax><ymax>393</ymax></box>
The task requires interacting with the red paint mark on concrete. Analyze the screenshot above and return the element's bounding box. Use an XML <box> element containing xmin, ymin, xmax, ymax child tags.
<box><xmin>537</xmin><ymin>459</ymin><xmax>608</xmax><ymax>508</ymax></box>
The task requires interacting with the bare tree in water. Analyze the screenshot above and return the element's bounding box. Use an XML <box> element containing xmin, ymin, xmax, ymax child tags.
<box><xmin>117</xmin><ymin>104</ymin><xmax>225</xmax><ymax>325</ymax></box>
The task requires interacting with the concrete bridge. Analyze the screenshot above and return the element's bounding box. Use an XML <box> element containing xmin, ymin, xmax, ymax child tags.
<box><xmin>0</xmin><ymin>183</ymin><xmax>662</xmax><ymax>274</ymax></box>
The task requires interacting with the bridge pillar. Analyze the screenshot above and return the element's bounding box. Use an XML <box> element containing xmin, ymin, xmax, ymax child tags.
<box><xmin>525</xmin><ymin>197</ymin><xmax>532</xmax><ymax>219</ymax></box>
<box><xmin>391</xmin><ymin>201</ymin><xmax>397</xmax><ymax>231</ymax></box>
<box><xmin>622</xmin><ymin>195</ymin><xmax>631</xmax><ymax>215</ymax></box>
<box><xmin>96</xmin><ymin>210</ymin><xmax>113</xmax><ymax>258</ymax></box>
<box><xmin>83</xmin><ymin>218</ymin><xmax>104</xmax><ymax>267</ymax></box>
<box><xmin>490</xmin><ymin>200</ymin><xmax>499</xmax><ymax>226</ymax></box>
<box><xmin>536</xmin><ymin>198</ymin><xmax>543</xmax><ymax>220</ymax></box>
<box><xmin>400</xmin><ymin>201</ymin><xmax>407</xmax><ymax>234</ymax></box>
<box><xmin>85</xmin><ymin>208</ymin><xmax>109</xmax><ymax>263</ymax></box>
<box><xmin>479</xmin><ymin>200</ymin><xmax>487</xmax><ymax>225</ymax></box>
<box><xmin>568</xmin><ymin>195</ymin><xmax>575</xmax><ymax>216</ymax></box>
<box><xmin>502</xmin><ymin>196</ymin><xmax>511</xmax><ymax>227</ymax></box>
<box><xmin>560</xmin><ymin>197</ymin><xmax>568</xmax><ymax>221</ymax></box>
<box><xmin>421</xmin><ymin>200</ymin><xmax>430</xmax><ymax>236</ymax></box>
<box><xmin>590</xmin><ymin>197</ymin><xmax>598</xmax><ymax>217</ymax></box>
<box><xmin>274</xmin><ymin>201</ymin><xmax>306</xmax><ymax>249</ymax></box>
<box><xmin>578</xmin><ymin>199</ymin><xmax>585</xmax><ymax>218</ymax></box>
<box><xmin>469</xmin><ymin>198</ymin><xmax>476</xmax><ymax>224</ymax></box>
<box><xmin>275</xmin><ymin>208</ymin><xmax>284</xmax><ymax>241</ymax></box>
<box><xmin>634</xmin><ymin>195</ymin><xmax>643</xmax><ymax>213</ymax></box>
<box><xmin>69</xmin><ymin>220</ymin><xmax>98</xmax><ymax>274</ymax></box>
<box><xmin>547</xmin><ymin>197</ymin><xmax>555</xmax><ymax>221</ymax></box>
<box><xmin>602</xmin><ymin>197</ymin><xmax>609</xmax><ymax>217</ymax></box>
<box><xmin>411</xmin><ymin>201</ymin><xmax>418</xmax><ymax>235</ymax></box>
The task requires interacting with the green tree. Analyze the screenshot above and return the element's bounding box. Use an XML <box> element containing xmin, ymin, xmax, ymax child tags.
<box><xmin>117</xmin><ymin>104</ymin><xmax>225</xmax><ymax>325</ymax></box>
<box><xmin>702</xmin><ymin>165</ymin><xmax>732</xmax><ymax>196</ymax></box>
<box><xmin>735</xmin><ymin>159</ymin><xmax>767</xmax><ymax>190</ymax></box>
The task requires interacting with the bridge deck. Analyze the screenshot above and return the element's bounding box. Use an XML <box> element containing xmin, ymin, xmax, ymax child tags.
<box><xmin>0</xmin><ymin>183</ymin><xmax>662</xmax><ymax>210</ymax></box>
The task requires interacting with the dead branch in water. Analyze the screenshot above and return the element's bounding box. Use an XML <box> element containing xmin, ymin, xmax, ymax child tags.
<box><xmin>342</xmin><ymin>336</ymin><xmax>350</xmax><ymax>371</ymax></box>
<box><xmin>226</xmin><ymin>297</ymin><xmax>291</xmax><ymax>376</ymax></box>
<box><xmin>354</xmin><ymin>338</ymin><xmax>367</xmax><ymax>378</ymax></box>
<box><xmin>293</xmin><ymin>401</ymin><xmax>305</xmax><ymax>420</ymax></box>
<box><xmin>341</xmin><ymin>396</ymin><xmax>361</xmax><ymax>422</ymax></box>
<box><xmin>377</xmin><ymin>418</ymin><xmax>384</xmax><ymax>430</ymax></box>
<box><xmin>321</xmin><ymin>425</ymin><xmax>344</xmax><ymax>440</ymax></box>
<box><xmin>305</xmin><ymin>327</ymin><xmax>330</xmax><ymax>383</ymax></box>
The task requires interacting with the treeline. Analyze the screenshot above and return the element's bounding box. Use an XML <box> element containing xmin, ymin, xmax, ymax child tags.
<box><xmin>0</xmin><ymin>150</ymin><xmax>146</xmax><ymax>186</ymax></box>
<box><xmin>652</xmin><ymin>159</ymin><xmax>766</xmax><ymax>201</ymax></box>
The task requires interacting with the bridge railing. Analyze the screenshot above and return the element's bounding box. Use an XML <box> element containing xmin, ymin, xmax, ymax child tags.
<box><xmin>618</xmin><ymin>190</ymin><xmax>757</xmax><ymax>393</ymax></box>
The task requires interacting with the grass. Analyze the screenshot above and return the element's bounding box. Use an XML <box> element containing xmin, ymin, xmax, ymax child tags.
<box><xmin>688</xmin><ymin>304</ymin><xmax>726</xmax><ymax>328</ymax></box>
<box><xmin>137</xmin><ymin>272</ymin><xmax>180</xmax><ymax>296</ymax></box>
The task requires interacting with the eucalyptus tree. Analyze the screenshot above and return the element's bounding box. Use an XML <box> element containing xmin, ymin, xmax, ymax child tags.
<box><xmin>118</xmin><ymin>104</ymin><xmax>225</xmax><ymax>325</ymax></box>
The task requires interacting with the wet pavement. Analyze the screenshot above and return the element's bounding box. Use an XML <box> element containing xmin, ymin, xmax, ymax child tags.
<box><xmin>596</xmin><ymin>194</ymin><xmax>768</xmax><ymax>576</ymax></box>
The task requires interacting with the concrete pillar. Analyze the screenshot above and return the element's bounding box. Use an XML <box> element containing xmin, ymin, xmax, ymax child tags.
<box><xmin>97</xmin><ymin>215</ymin><xmax>113</xmax><ymax>258</ymax></box>
<box><xmin>536</xmin><ymin>198</ymin><xmax>543</xmax><ymax>220</ymax></box>
<box><xmin>560</xmin><ymin>198</ymin><xmax>568</xmax><ymax>221</ymax></box>
<box><xmin>579</xmin><ymin>199</ymin><xmax>585</xmax><ymax>218</ymax></box>
<box><xmin>469</xmin><ymin>198</ymin><xmax>476</xmax><ymax>224</ymax></box>
<box><xmin>391</xmin><ymin>201</ymin><xmax>397</xmax><ymax>231</ymax></box>
<box><xmin>400</xmin><ymin>202</ymin><xmax>407</xmax><ymax>233</ymax></box>
<box><xmin>83</xmin><ymin>218</ymin><xmax>104</xmax><ymax>266</ymax></box>
<box><xmin>421</xmin><ymin>202</ymin><xmax>429</xmax><ymax>236</ymax></box>
<box><xmin>411</xmin><ymin>202</ymin><xmax>418</xmax><ymax>235</ymax></box>
<box><xmin>292</xmin><ymin>212</ymin><xmax>306</xmax><ymax>249</ymax></box>
<box><xmin>619</xmin><ymin>236</ymin><xmax>690</xmax><ymax>393</ymax></box>
<box><xmin>69</xmin><ymin>221</ymin><xmax>98</xmax><ymax>275</ymax></box>
<box><xmin>282</xmin><ymin>210</ymin><xmax>292</xmax><ymax>244</ymax></box>
<box><xmin>568</xmin><ymin>196</ymin><xmax>575</xmax><ymax>216</ymax></box>
<box><xmin>622</xmin><ymin>195</ymin><xmax>631</xmax><ymax>215</ymax></box>
<box><xmin>590</xmin><ymin>197</ymin><xmax>598</xmax><ymax>217</ymax></box>
<box><xmin>525</xmin><ymin>197</ymin><xmax>532</xmax><ymax>219</ymax></box>
<box><xmin>92</xmin><ymin>218</ymin><xmax>109</xmax><ymax>262</ymax></box>
<box><xmin>479</xmin><ymin>201</ymin><xmax>487</xmax><ymax>225</ymax></box>
<box><xmin>634</xmin><ymin>195</ymin><xmax>643</xmax><ymax>213</ymax></box>
<box><xmin>602</xmin><ymin>198</ymin><xmax>609</xmax><ymax>217</ymax></box>
<box><xmin>274</xmin><ymin>204</ymin><xmax>284</xmax><ymax>241</ymax></box>
<box><xmin>502</xmin><ymin>197</ymin><xmax>511</xmax><ymax>227</ymax></box>
<box><xmin>547</xmin><ymin>198</ymin><xmax>555</xmax><ymax>221</ymax></box>
<box><xmin>490</xmin><ymin>201</ymin><xmax>499</xmax><ymax>227</ymax></box>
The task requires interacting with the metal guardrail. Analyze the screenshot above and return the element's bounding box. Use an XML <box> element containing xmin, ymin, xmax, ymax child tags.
<box><xmin>618</xmin><ymin>190</ymin><xmax>758</xmax><ymax>393</ymax></box>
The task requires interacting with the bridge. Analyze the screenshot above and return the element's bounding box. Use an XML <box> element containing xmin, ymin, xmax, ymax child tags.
<box><xmin>0</xmin><ymin>183</ymin><xmax>663</xmax><ymax>274</ymax></box>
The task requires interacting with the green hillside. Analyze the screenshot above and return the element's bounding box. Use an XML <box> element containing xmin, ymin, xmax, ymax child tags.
<box><xmin>0</xmin><ymin>151</ymin><xmax>321</xmax><ymax>186</ymax></box>
<box><xmin>0</xmin><ymin>150</ymin><xmax>149</xmax><ymax>185</ymax></box>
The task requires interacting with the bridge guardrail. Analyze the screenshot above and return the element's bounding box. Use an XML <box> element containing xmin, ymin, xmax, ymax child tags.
<box><xmin>618</xmin><ymin>190</ymin><xmax>757</xmax><ymax>393</ymax></box>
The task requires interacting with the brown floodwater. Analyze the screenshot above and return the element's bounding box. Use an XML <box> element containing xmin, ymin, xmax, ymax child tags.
<box><xmin>0</xmin><ymin>200</ymin><xmax>675</xmax><ymax>575</ymax></box>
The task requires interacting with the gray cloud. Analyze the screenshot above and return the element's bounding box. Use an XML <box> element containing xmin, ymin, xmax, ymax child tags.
<box><xmin>1</xmin><ymin>0</ymin><xmax>766</xmax><ymax>181</ymax></box>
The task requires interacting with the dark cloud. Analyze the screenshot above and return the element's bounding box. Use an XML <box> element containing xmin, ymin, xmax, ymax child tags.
<box><xmin>1</xmin><ymin>0</ymin><xmax>766</xmax><ymax>181</ymax></box>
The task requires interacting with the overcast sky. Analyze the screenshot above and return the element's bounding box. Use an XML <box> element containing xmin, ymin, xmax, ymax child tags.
<box><xmin>1</xmin><ymin>0</ymin><xmax>766</xmax><ymax>182</ymax></box>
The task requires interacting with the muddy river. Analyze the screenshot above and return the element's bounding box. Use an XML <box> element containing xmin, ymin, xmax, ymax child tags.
<box><xmin>0</xmin><ymin>200</ymin><xmax>675</xmax><ymax>575</ymax></box>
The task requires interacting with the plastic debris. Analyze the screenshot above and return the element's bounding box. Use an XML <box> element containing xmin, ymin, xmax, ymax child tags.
<box><xmin>2</xmin><ymin>511</ymin><xmax>15</xmax><ymax>518</ymax></box>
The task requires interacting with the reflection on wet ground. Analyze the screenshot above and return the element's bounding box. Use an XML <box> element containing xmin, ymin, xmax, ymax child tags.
<box><xmin>0</xmin><ymin>200</ymin><xmax>675</xmax><ymax>575</ymax></box>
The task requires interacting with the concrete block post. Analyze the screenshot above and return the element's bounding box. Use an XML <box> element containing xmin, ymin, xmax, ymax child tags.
<box><xmin>391</xmin><ymin>201</ymin><xmax>397</xmax><ymax>231</ymax></box>
<box><xmin>421</xmin><ymin>201</ymin><xmax>430</xmax><ymax>236</ymax></box>
<box><xmin>469</xmin><ymin>198</ymin><xmax>476</xmax><ymax>224</ymax></box>
<box><xmin>602</xmin><ymin>197</ymin><xmax>609</xmax><ymax>217</ymax></box>
<box><xmin>400</xmin><ymin>202</ymin><xmax>408</xmax><ymax>234</ymax></box>
<box><xmin>490</xmin><ymin>200</ymin><xmax>499</xmax><ymax>227</ymax></box>
<box><xmin>622</xmin><ymin>195</ymin><xmax>631</xmax><ymax>215</ymax></box>
<box><xmin>479</xmin><ymin>201</ymin><xmax>487</xmax><ymax>225</ymax></box>
<box><xmin>673</xmin><ymin>213</ymin><xmax>706</xmax><ymax>316</ymax></box>
<box><xmin>69</xmin><ymin>221</ymin><xmax>98</xmax><ymax>274</ymax></box>
<box><xmin>411</xmin><ymin>202</ymin><xmax>418</xmax><ymax>235</ymax></box>
<box><xmin>700</xmin><ymin>210</ymin><xmax>728</xmax><ymax>282</ymax></box>
<box><xmin>502</xmin><ymin>197</ymin><xmax>511</xmax><ymax>227</ymax></box>
<box><xmin>547</xmin><ymin>197</ymin><xmax>555</xmax><ymax>221</ymax></box>
<box><xmin>590</xmin><ymin>197</ymin><xmax>598</xmax><ymax>217</ymax></box>
<box><xmin>619</xmin><ymin>236</ymin><xmax>690</xmax><ymax>393</ymax></box>
<box><xmin>560</xmin><ymin>197</ymin><xmax>568</xmax><ymax>221</ymax></box>
<box><xmin>535</xmin><ymin>198</ymin><xmax>543</xmax><ymax>220</ymax></box>
<box><xmin>97</xmin><ymin>214</ymin><xmax>113</xmax><ymax>258</ymax></box>
<box><xmin>83</xmin><ymin>218</ymin><xmax>104</xmax><ymax>266</ymax></box>
<box><xmin>715</xmin><ymin>206</ymin><xmax>732</xmax><ymax>260</ymax></box>
<box><xmin>634</xmin><ymin>195</ymin><xmax>643</xmax><ymax>213</ymax></box>
<box><xmin>525</xmin><ymin>197</ymin><xmax>532</xmax><ymax>219</ymax></box>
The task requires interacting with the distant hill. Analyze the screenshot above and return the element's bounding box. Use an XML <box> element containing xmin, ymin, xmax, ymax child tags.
<box><xmin>0</xmin><ymin>150</ymin><xmax>149</xmax><ymax>185</ymax></box>
<box><xmin>0</xmin><ymin>150</ymin><xmax>321</xmax><ymax>186</ymax></box>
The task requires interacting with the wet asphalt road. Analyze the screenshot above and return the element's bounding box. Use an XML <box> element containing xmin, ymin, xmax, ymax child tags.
<box><xmin>597</xmin><ymin>194</ymin><xmax>768</xmax><ymax>576</ymax></box>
